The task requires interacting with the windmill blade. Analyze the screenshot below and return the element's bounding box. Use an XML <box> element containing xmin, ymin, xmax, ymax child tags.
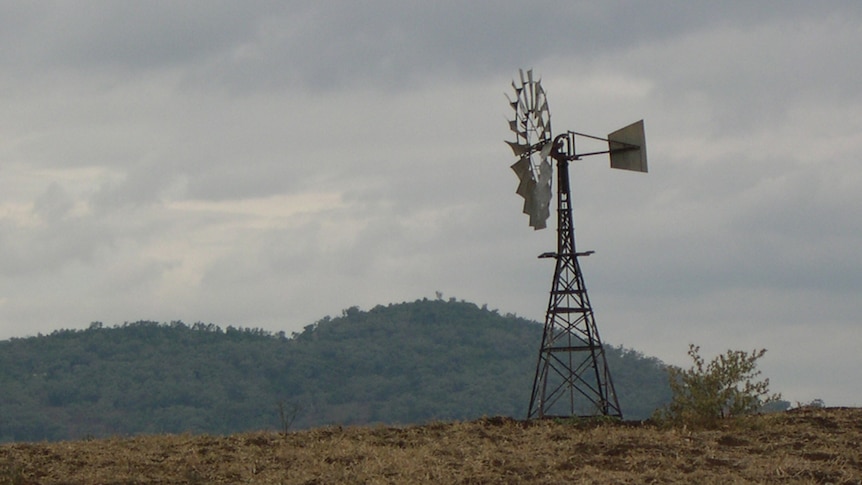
<box><xmin>515</xmin><ymin>171</ymin><xmax>535</xmax><ymax>198</ymax></box>
<box><xmin>529</xmin><ymin>198</ymin><xmax>550</xmax><ymax>230</ymax></box>
<box><xmin>536</xmin><ymin>183</ymin><xmax>552</xmax><ymax>210</ymax></box>
<box><xmin>523</xmin><ymin>187</ymin><xmax>537</xmax><ymax>216</ymax></box>
<box><xmin>540</xmin><ymin>139</ymin><xmax>554</xmax><ymax>160</ymax></box>
<box><xmin>506</xmin><ymin>140</ymin><xmax>532</xmax><ymax>157</ymax></box>
<box><xmin>535</xmin><ymin>103</ymin><xmax>546</xmax><ymax>123</ymax></box>
<box><xmin>522</xmin><ymin>158</ymin><xmax>552</xmax><ymax>230</ymax></box>
<box><xmin>530</xmin><ymin>206</ymin><xmax>550</xmax><ymax>230</ymax></box>
<box><xmin>534</xmin><ymin>113</ymin><xmax>548</xmax><ymax>134</ymax></box>
<box><xmin>511</xmin><ymin>158</ymin><xmax>534</xmax><ymax>188</ymax></box>
<box><xmin>508</xmin><ymin>119</ymin><xmax>523</xmax><ymax>135</ymax></box>
<box><xmin>516</xmin><ymin>178</ymin><xmax>533</xmax><ymax>198</ymax></box>
<box><xmin>523</xmin><ymin>187</ymin><xmax>550</xmax><ymax>229</ymax></box>
<box><xmin>509</xmin><ymin>120</ymin><xmax>527</xmax><ymax>140</ymax></box>
<box><xmin>536</xmin><ymin>162</ymin><xmax>553</xmax><ymax>217</ymax></box>
<box><xmin>537</xmin><ymin>159</ymin><xmax>552</xmax><ymax>185</ymax></box>
<box><xmin>519</xmin><ymin>180</ymin><xmax>537</xmax><ymax>209</ymax></box>
<box><xmin>504</xmin><ymin>92</ymin><xmax>515</xmax><ymax>107</ymax></box>
<box><xmin>514</xmin><ymin>118</ymin><xmax>529</xmax><ymax>135</ymax></box>
<box><xmin>514</xmin><ymin>170</ymin><xmax>537</xmax><ymax>216</ymax></box>
<box><xmin>511</xmin><ymin>158</ymin><xmax>538</xmax><ymax>204</ymax></box>
<box><xmin>511</xmin><ymin>157</ymin><xmax>533</xmax><ymax>177</ymax></box>
<box><xmin>528</xmin><ymin>201</ymin><xmax>547</xmax><ymax>230</ymax></box>
<box><xmin>538</xmin><ymin>97</ymin><xmax>549</xmax><ymax>117</ymax></box>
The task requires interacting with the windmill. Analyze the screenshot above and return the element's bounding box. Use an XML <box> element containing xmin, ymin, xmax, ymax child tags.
<box><xmin>506</xmin><ymin>69</ymin><xmax>648</xmax><ymax>419</ymax></box>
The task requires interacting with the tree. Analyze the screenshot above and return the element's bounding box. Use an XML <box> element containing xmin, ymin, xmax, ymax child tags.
<box><xmin>0</xmin><ymin>300</ymin><xmax>674</xmax><ymax>441</ymax></box>
<box><xmin>655</xmin><ymin>344</ymin><xmax>781</xmax><ymax>428</ymax></box>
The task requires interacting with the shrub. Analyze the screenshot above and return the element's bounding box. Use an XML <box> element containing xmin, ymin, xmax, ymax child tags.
<box><xmin>654</xmin><ymin>344</ymin><xmax>781</xmax><ymax>428</ymax></box>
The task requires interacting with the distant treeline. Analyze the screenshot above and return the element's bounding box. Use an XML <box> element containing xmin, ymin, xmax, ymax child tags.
<box><xmin>0</xmin><ymin>299</ymin><xmax>673</xmax><ymax>442</ymax></box>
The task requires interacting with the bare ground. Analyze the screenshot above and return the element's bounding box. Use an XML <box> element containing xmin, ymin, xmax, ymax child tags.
<box><xmin>1</xmin><ymin>407</ymin><xmax>860</xmax><ymax>484</ymax></box>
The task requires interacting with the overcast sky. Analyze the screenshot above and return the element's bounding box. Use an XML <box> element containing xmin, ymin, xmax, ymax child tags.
<box><xmin>1</xmin><ymin>2</ymin><xmax>860</xmax><ymax>407</ymax></box>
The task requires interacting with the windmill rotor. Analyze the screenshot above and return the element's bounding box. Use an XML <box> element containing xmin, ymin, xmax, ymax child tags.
<box><xmin>506</xmin><ymin>68</ymin><xmax>553</xmax><ymax>230</ymax></box>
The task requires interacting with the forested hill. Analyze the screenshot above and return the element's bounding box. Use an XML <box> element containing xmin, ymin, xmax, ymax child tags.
<box><xmin>0</xmin><ymin>299</ymin><xmax>671</xmax><ymax>443</ymax></box>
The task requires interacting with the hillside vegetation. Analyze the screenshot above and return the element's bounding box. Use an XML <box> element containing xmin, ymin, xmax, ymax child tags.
<box><xmin>1</xmin><ymin>407</ymin><xmax>859</xmax><ymax>484</ymax></box>
<box><xmin>0</xmin><ymin>299</ymin><xmax>671</xmax><ymax>442</ymax></box>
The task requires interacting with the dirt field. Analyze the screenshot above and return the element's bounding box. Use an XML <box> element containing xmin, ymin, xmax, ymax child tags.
<box><xmin>1</xmin><ymin>407</ymin><xmax>860</xmax><ymax>484</ymax></box>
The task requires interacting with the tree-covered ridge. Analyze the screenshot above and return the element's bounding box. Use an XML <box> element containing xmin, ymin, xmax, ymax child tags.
<box><xmin>0</xmin><ymin>299</ymin><xmax>672</xmax><ymax>442</ymax></box>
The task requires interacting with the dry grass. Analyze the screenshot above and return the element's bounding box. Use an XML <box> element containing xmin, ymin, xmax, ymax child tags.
<box><xmin>1</xmin><ymin>407</ymin><xmax>860</xmax><ymax>484</ymax></box>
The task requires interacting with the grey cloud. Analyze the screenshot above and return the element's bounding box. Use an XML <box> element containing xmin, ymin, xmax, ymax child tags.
<box><xmin>1</xmin><ymin>2</ymin><xmax>861</xmax><ymax>406</ymax></box>
<box><xmin>152</xmin><ymin>2</ymin><xmax>852</xmax><ymax>93</ymax></box>
<box><xmin>4</xmin><ymin>1</ymin><xmax>853</xmax><ymax>90</ymax></box>
<box><xmin>0</xmin><ymin>218</ymin><xmax>102</xmax><ymax>276</ymax></box>
<box><xmin>5</xmin><ymin>2</ymin><xmax>275</xmax><ymax>70</ymax></box>
<box><xmin>32</xmin><ymin>182</ymin><xmax>76</xmax><ymax>222</ymax></box>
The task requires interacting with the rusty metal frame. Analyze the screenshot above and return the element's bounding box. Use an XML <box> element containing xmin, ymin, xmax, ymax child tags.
<box><xmin>527</xmin><ymin>135</ymin><xmax>623</xmax><ymax>420</ymax></box>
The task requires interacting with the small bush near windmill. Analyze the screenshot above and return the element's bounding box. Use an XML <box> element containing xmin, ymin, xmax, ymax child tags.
<box><xmin>654</xmin><ymin>344</ymin><xmax>781</xmax><ymax>428</ymax></box>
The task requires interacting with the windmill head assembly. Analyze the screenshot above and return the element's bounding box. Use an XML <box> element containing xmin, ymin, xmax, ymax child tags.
<box><xmin>506</xmin><ymin>69</ymin><xmax>647</xmax><ymax>419</ymax></box>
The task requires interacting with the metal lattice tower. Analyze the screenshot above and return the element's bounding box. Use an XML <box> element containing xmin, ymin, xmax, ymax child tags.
<box><xmin>527</xmin><ymin>137</ymin><xmax>622</xmax><ymax>419</ymax></box>
<box><xmin>506</xmin><ymin>69</ymin><xmax>647</xmax><ymax>420</ymax></box>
